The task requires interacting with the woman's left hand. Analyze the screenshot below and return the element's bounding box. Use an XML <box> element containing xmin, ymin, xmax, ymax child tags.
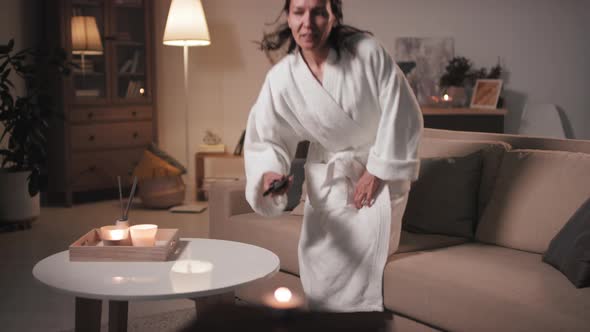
<box><xmin>353</xmin><ymin>170</ymin><xmax>383</xmax><ymax>209</ymax></box>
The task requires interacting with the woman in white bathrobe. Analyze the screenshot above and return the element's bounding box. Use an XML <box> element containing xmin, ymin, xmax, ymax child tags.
<box><xmin>244</xmin><ymin>0</ymin><xmax>423</xmax><ymax>312</ymax></box>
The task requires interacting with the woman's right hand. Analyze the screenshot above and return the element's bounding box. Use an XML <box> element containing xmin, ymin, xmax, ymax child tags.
<box><xmin>262</xmin><ymin>172</ymin><xmax>293</xmax><ymax>197</ymax></box>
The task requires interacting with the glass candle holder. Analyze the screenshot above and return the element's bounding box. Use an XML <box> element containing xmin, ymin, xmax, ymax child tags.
<box><xmin>129</xmin><ymin>224</ymin><xmax>158</xmax><ymax>247</ymax></box>
<box><xmin>100</xmin><ymin>225</ymin><xmax>129</xmax><ymax>246</ymax></box>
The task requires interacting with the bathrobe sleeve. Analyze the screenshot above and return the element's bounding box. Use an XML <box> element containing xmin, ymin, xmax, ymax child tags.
<box><xmin>244</xmin><ymin>75</ymin><xmax>301</xmax><ymax>217</ymax></box>
<box><xmin>364</xmin><ymin>40</ymin><xmax>423</xmax><ymax>197</ymax></box>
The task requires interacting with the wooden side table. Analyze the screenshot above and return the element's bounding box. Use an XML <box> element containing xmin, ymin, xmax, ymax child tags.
<box><xmin>195</xmin><ymin>152</ymin><xmax>244</xmax><ymax>201</ymax></box>
<box><xmin>421</xmin><ymin>107</ymin><xmax>508</xmax><ymax>133</ymax></box>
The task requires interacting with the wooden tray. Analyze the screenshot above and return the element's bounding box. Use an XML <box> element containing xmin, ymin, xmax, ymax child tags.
<box><xmin>69</xmin><ymin>228</ymin><xmax>179</xmax><ymax>261</ymax></box>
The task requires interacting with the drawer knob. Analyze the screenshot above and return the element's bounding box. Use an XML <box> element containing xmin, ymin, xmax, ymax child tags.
<box><xmin>88</xmin><ymin>135</ymin><xmax>95</xmax><ymax>141</ymax></box>
<box><xmin>132</xmin><ymin>111</ymin><xmax>137</xmax><ymax>117</ymax></box>
<box><xmin>89</xmin><ymin>165</ymin><xmax>97</xmax><ymax>172</ymax></box>
<box><xmin>133</xmin><ymin>132</ymin><xmax>139</xmax><ymax>139</ymax></box>
<box><xmin>88</xmin><ymin>112</ymin><xmax>94</xmax><ymax>119</ymax></box>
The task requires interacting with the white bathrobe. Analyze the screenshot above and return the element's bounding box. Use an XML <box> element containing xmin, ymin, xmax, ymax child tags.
<box><xmin>244</xmin><ymin>36</ymin><xmax>423</xmax><ymax>312</ymax></box>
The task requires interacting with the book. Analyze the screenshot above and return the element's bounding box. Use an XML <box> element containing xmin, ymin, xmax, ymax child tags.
<box><xmin>199</xmin><ymin>144</ymin><xmax>225</xmax><ymax>153</ymax></box>
<box><xmin>130</xmin><ymin>50</ymin><xmax>140</xmax><ymax>73</ymax></box>
<box><xmin>119</xmin><ymin>59</ymin><xmax>133</xmax><ymax>73</ymax></box>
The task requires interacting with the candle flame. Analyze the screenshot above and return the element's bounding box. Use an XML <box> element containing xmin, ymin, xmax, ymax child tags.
<box><xmin>443</xmin><ymin>94</ymin><xmax>450</xmax><ymax>101</ymax></box>
<box><xmin>109</xmin><ymin>229</ymin><xmax>126</xmax><ymax>240</ymax></box>
<box><xmin>274</xmin><ymin>287</ymin><xmax>292</xmax><ymax>303</ymax></box>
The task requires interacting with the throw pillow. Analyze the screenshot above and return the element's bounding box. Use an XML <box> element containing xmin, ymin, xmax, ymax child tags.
<box><xmin>543</xmin><ymin>197</ymin><xmax>590</xmax><ymax>288</ymax></box>
<box><xmin>403</xmin><ymin>150</ymin><xmax>483</xmax><ymax>238</ymax></box>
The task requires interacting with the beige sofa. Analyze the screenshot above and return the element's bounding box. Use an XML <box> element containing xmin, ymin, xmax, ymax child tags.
<box><xmin>209</xmin><ymin>128</ymin><xmax>590</xmax><ymax>332</ymax></box>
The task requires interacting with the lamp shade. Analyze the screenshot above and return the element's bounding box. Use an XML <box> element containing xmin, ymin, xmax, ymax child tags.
<box><xmin>163</xmin><ymin>0</ymin><xmax>211</xmax><ymax>47</ymax></box>
<box><xmin>71</xmin><ymin>16</ymin><xmax>103</xmax><ymax>55</ymax></box>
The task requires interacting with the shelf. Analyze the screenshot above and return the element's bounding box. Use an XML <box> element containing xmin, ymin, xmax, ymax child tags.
<box><xmin>118</xmin><ymin>72</ymin><xmax>145</xmax><ymax>77</ymax></box>
<box><xmin>73</xmin><ymin>72</ymin><xmax>105</xmax><ymax>76</ymax></box>
<box><xmin>72</xmin><ymin>1</ymin><xmax>102</xmax><ymax>7</ymax></box>
<box><xmin>115</xmin><ymin>41</ymin><xmax>144</xmax><ymax>47</ymax></box>
<box><xmin>421</xmin><ymin>107</ymin><xmax>508</xmax><ymax>116</ymax></box>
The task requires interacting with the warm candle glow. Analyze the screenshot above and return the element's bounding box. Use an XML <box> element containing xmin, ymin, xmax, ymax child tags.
<box><xmin>443</xmin><ymin>94</ymin><xmax>450</xmax><ymax>101</ymax></box>
<box><xmin>100</xmin><ymin>225</ymin><xmax>129</xmax><ymax>242</ymax></box>
<box><xmin>109</xmin><ymin>229</ymin><xmax>126</xmax><ymax>240</ymax></box>
<box><xmin>274</xmin><ymin>287</ymin><xmax>292</xmax><ymax>303</ymax></box>
<box><xmin>139</xmin><ymin>88</ymin><xmax>145</xmax><ymax>95</ymax></box>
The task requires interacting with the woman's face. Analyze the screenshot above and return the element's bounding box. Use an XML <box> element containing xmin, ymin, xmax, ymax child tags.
<box><xmin>287</xmin><ymin>0</ymin><xmax>336</xmax><ymax>52</ymax></box>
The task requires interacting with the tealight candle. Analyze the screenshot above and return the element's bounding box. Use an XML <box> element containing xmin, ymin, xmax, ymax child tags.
<box><xmin>129</xmin><ymin>224</ymin><xmax>158</xmax><ymax>247</ymax></box>
<box><xmin>263</xmin><ymin>286</ymin><xmax>303</xmax><ymax>310</ymax></box>
<box><xmin>100</xmin><ymin>225</ymin><xmax>129</xmax><ymax>246</ymax></box>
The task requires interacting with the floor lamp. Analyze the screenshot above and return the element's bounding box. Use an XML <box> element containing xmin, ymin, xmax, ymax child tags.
<box><xmin>163</xmin><ymin>0</ymin><xmax>211</xmax><ymax>210</ymax></box>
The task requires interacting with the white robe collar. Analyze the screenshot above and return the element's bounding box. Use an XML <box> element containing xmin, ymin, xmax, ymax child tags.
<box><xmin>291</xmin><ymin>48</ymin><xmax>363</xmax><ymax>152</ymax></box>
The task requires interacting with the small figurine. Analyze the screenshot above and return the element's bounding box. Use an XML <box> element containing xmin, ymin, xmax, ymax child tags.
<box><xmin>203</xmin><ymin>130</ymin><xmax>221</xmax><ymax>145</ymax></box>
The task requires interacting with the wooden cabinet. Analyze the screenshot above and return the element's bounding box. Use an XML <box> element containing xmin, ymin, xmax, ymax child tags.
<box><xmin>44</xmin><ymin>0</ymin><xmax>157</xmax><ymax>205</ymax></box>
<box><xmin>421</xmin><ymin>107</ymin><xmax>507</xmax><ymax>133</ymax></box>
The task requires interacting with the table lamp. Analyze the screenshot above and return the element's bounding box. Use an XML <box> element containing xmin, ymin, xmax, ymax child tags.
<box><xmin>71</xmin><ymin>16</ymin><xmax>103</xmax><ymax>75</ymax></box>
<box><xmin>163</xmin><ymin>0</ymin><xmax>211</xmax><ymax>210</ymax></box>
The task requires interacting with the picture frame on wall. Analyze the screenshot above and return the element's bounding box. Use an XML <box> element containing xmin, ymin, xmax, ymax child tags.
<box><xmin>470</xmin><ymin>79</ymin><xmax>503</xmax><ymax>109</ymax></box>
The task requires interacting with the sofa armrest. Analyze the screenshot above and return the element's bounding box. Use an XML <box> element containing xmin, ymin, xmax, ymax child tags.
<box><xmin>209</xmin><ymin>180</ymin><xmax>253</xmax><ymax>240</ymax></box>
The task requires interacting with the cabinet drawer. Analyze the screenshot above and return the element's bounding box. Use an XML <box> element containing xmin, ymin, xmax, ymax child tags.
<box><xmin>70</xmin><ymin>106</ymin><xmax>152</xmax><ymax>123</ymax></box>
<box><xmin>70</xmin><ymin>149</ymin><xmax>144</xmax><ymax>190</ymax></box>
<box><xmin>70</xmin><ymin>121</ymin><xmax>153</xmax><ymax>151</ymax></box>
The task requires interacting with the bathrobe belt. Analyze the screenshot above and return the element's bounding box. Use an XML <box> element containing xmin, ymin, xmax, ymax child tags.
<box><xmin>305</xmin><ymin>151</ymin><xmax>368</xmax><ymax>209</ymax></box>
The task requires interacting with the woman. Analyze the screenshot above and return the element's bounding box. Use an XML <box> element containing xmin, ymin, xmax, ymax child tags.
<box><xmin>244</xmin><ymin>0</ymin><xmax>423</xmax><ymax>312</ymax></box>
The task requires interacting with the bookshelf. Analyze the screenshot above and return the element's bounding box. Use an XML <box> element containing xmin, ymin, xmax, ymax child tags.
<box><xmin>44</xmin><ymin>0</ymin><xmax>157</xmax><ymax>205</ymax></box>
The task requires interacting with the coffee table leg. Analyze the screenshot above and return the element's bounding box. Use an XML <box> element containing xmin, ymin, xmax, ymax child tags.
<box><xmin>75</xmin><ymin>297</ymin><xmax>102</xmax><ymax>332</ymax></box>
<box><xmin>108</xmin><ymin>300</ymin><xmax>129</xmax><ymax>332</ymax></box>
<box><xmin>192</xmin><ymin>291</ymin><xmax>235</xmax><ymax>319</ymax></box>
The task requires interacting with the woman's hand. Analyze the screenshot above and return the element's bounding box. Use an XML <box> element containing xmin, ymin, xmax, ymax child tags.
<box><xmin>354</xmin><ymin>170</ymin><xmax>383</xmax><ymax>209</ymax></box>
<box><xmin>262</xmin><ymin>172</ymin><xmax>293</xmax><ymax>197</ymax></box>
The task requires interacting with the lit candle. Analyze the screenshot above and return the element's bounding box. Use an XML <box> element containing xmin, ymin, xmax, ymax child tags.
<box><xmin>263</xmin><ymin>286</ymin><xmax>303</xmax><ymax>310</ymax></box>
<box><xmin>100</xmin><ymin>225</ymin><xmax>128</xmax><ymax>241</ymax></box>
<box><xmin>274</xmin><ymin>287</ymin><xmax>292</xmax><ymax>303</ymax></box>
<box><xmin>129</xmin><ymin>224</ymin><xmax>158</xmax><ymax>246</ymax></box>
<box><xmin>443</xmin><ymin>93</ymin><xmax>451</xmax><ymax>102</ymax></box>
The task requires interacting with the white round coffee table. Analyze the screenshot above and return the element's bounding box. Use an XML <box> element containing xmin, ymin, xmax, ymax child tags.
<box><xmin>33</xmin><ymin>238</ymin><xmax>279</xmax><ymax>332</ymax></box>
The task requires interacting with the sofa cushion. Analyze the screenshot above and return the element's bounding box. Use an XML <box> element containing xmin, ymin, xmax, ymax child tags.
<box><xmin>396</xmin><ymin>230</ymin><xmax>471</xmax><ymax>254</ymax></box>
<box><xmin>476</xmin><ymin>149</ymin><xmax>590</xmax><ymax>253</ymax></box>
<box><xmin>403</xmin><ymin>150</ymin><xmax>483</xmax><ymax>238</ymax></box>
<box><xmin>419</xmin><ymin>138</ymin><xmax>511</xmax><ymax>219</ymax></box>
<box><xmin>384</xmin><ymin>243</ymin><xmax>590</xmax><ymax>331</ymax></box>
<box><xmin>227</xmin><ymin>213</ymin><xmax>302</xmax><ymax>275</ymax></box>
<box><xmin>543</xmin><ymin>197</ymin><xmax>590</xmax><ymax>288</ymax></box>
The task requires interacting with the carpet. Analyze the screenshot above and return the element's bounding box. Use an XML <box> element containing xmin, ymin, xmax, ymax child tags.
<box><xmin>61</xmin><ymin>308</ymin><xmax>196</xmax><ymax>332</ymax></box>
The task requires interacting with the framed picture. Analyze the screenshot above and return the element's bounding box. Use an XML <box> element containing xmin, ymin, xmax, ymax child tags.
<box><xmin>470</xmin><ymin>79</ymin><xmax>503</xmax><ymax>109</ymax></box>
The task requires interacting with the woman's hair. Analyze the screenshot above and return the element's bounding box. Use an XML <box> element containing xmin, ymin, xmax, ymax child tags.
<box><xmin>258</xmin><ymin>0</ymin><xmax>371</xmax><ymax>62</ymax></box>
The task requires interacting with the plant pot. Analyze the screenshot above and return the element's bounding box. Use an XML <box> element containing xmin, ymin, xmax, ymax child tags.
<box><xmin>446</xmin><ymin>86</ymin><xmax>468</xmax><ymax>107</ymax></box>
<box><xmin>0</xmin><ymin>170</ymin><xmax>40</xmax><ymax>224</ymax></box>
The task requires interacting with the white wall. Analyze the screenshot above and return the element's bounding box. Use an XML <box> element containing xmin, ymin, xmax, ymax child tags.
<box><xmin>158</xmin><ymin>0</ymin><xmax>589</xmax><ymax>179</ymax></box>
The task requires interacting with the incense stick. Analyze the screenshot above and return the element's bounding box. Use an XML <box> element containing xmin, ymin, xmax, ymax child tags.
<box><xmin>117</xmin><ymin>176</ymin><xmax>124</xmax><ymax>221</ymax></box>
<box><xmin>123</xmin><ymin>176</ymin><xmax>138</xmax><ymax>221</ymax></box>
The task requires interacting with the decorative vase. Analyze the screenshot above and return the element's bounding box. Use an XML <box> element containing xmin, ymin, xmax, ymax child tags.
<box><xmin>0</xmin><ymin>170</ymin><xmax>40</xmax><ymax>224</ymax></box>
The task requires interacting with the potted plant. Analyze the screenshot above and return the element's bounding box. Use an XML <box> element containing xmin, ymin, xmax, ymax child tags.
<box><xmin>0</xmin><ymin>39</ymin><xmax>70</xmax><ymax>225</ymax></box>
<box><xmin>439</xmin><ymin>56</ymin><xmax>472</xmax><ymax>107</ymax></box>
<box><xmin>440</xmin><ymin>56</ymin><xmax>503</xmax><ymax>107</ymax></box>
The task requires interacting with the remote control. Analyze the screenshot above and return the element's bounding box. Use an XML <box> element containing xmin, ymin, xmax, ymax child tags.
<box><xmin>263</xmin><ymin>177</ymin><xmax>289</xmax><ymax>197</ymax></box>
